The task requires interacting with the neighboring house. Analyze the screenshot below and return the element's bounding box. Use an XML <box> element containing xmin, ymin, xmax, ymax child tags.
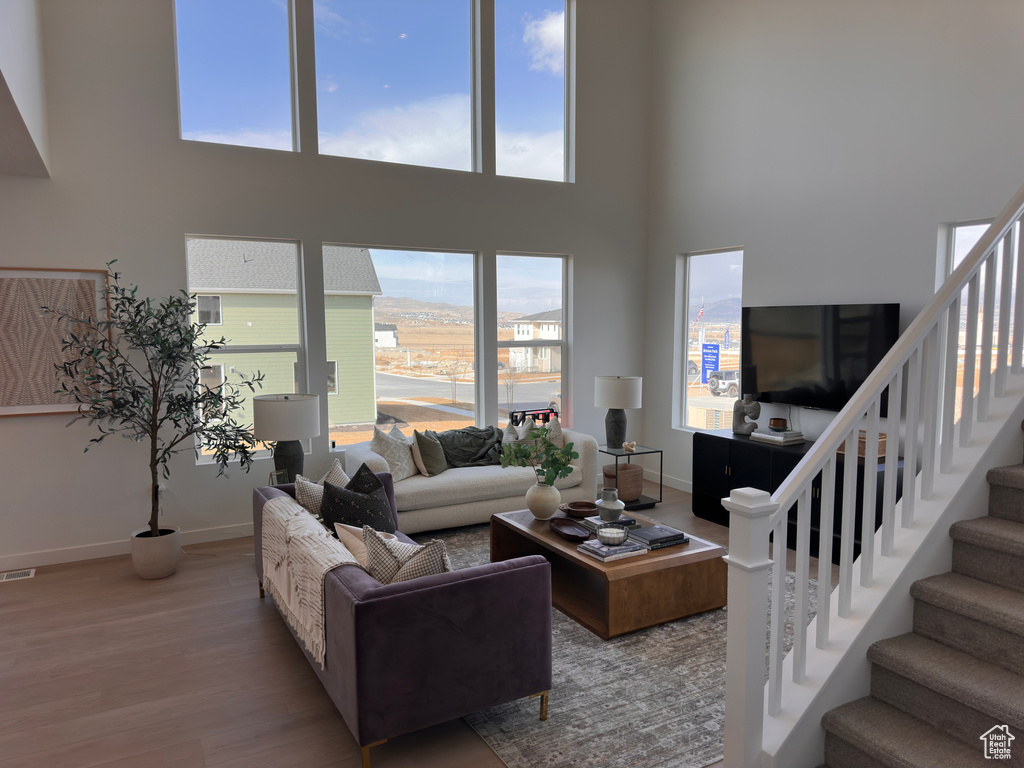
<box><xmin>509</xmin><ymin>309</ymin><xmax>562</xmax><ymax>373</ymax></box>
<box><xmin>374</xmin><ymin>322</ymin><xmax>398</xmax><ymax>348</ymax></box>
<box><xmin>187</xmin><ymin>240</ymin><xmax>381</xmax><ymax>429</ymax></box>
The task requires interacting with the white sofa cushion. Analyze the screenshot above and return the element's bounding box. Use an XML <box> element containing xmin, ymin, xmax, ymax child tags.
<box><xmin>393</xmin><ymin>463</ymin><xmax>583</xmax><ymax>512</ymax></box>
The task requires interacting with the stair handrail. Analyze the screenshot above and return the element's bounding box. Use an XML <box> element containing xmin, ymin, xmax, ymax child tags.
<box><xmin>723</xmin><ymin>179</ymin><xmax>1024</xmax><ymax>768</ymax></box>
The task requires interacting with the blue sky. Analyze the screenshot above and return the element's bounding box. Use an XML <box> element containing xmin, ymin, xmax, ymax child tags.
<box><xmin>176</xmin><ymin>0</ymin><xmax>565</xmax><ymax>178</ymax></box>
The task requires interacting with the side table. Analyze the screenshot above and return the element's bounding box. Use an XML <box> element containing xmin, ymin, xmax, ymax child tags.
<box><xmin>598</xmin><ymin>444</ymin><xmax>663</xmax><ymax>511</ymax></box>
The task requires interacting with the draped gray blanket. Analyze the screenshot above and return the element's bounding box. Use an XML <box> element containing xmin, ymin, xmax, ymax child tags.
<box><xmin>435</xmin><ymin>425</ymin><xmax>504</xmax><ymax>467</ymax></box>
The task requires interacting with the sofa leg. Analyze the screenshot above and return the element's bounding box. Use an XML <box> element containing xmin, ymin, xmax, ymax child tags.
<box><xmin>258</xmin><ymin>580</ymin><xmax>264</xmax><ymax>599</ymax></box>
<box><xmin>361</xmin><ymin>739</ymin><xmax>387</xmax><ymax>768</ymax></box>
<box><xmin>530</xmin><ymin>690</ymin><xmax>549</xmax><ymax>721</ymax></box>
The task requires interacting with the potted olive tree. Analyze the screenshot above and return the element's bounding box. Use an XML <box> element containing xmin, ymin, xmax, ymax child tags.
<box><xmin>45</xmin><ymin>263</ymin><xmax>263</xmax><ymax>579</ymax></box>
<box><xmin>501</xmin><ymin>424</ymin><xmax>579</xmax><ymax>520</ymax></box>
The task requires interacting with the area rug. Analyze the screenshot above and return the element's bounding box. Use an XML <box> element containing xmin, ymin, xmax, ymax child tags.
<box><xmin>412</xmin><ymin>524</ymin><xmax>819</xmax><ymax>768</ymax></box>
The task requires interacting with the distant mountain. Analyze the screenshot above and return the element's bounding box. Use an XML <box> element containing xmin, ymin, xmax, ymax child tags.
<box><xmin>696</xmin><ymin>297</ymin><xmax>741</xmax><ymax>324</ymax></box>
<box><xmin>374</xmin><ymin>295</ymin><xmax>520</xmax><ymax>323</ymax></box>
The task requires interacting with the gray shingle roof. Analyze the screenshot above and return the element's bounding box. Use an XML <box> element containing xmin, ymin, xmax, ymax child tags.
<box><xmin>186</xmin><ymin>238</ymin><xmax>380</xmax><ymax>295</ymax></box>
<box><xmin>515</xmin><ymin>308</ymin><xmax>562</xmax><ymax>323</ymax></box>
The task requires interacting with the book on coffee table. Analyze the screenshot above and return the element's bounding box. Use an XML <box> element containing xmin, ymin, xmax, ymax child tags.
<box><xmin>580</xmin><ymin>515</ymin><xmax>640</xmax><ymax>531</ymax></box>
<box><xmin>628</xmin><ymin>525</ymin><xmax>689</xmax><ymax>550</ymax></box>
<box><xmin>576</xmin><ymin>539</ymin><xmax>646</xmax><ymax>562</ymax></box>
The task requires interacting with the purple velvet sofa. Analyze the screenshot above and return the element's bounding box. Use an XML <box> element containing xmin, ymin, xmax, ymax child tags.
<box><xmin>253</xmin><ymin>475</ymin><xmax>553</xmax><ymax>767</ymax></box>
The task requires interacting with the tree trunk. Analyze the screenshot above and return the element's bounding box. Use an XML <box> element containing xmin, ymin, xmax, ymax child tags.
<box><xmin>149</xmin><ymin>456</ymin><xmax>160</xmax><ymax>536</ymax></box>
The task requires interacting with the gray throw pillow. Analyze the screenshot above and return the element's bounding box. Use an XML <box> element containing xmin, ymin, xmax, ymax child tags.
<box><xmin>411</xmin><ymin>429</ymin><xmax>448</xmax><ymax>477</ymax></box>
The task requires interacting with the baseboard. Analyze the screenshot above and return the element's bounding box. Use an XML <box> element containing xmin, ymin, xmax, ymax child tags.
<box><xmin>642</xmin><ymin>467</ymin><xmax>691</xmax><ymax>494</ymax></box>
<box><xmin>0</xmin><ymin>522</ymin><xmax>254</xmax><ymax>572</ymax></box>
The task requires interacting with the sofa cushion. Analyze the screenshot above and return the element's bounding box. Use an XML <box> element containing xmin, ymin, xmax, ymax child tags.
<box><xmin>392</xmin><ymin>463</ymin><xmax>583</xmax><ymax>512</ymax></box>
<box><xmin>371</xmin><ymin>426</ymin><xmax>419</xmax><ymax>481</ymax></box>
<box><xmin>363</xmin><ymin>526</ymin><xmax>451</xmax><ymax>585</ymax></box>
<box><xmin>320</xmin><ymin>467</ymin><xmax>398</xmax><ymax>534</ymax></box>
<box><xmin>411</xmin><ymin>429</ymin><xmax>448</xmax><ymax>477</ymax></box>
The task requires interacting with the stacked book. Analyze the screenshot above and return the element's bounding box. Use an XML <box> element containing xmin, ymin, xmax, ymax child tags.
<box><xmin>627</xmin><ymin>524</ymin><xmax>690</xmax><ymax>550</ymax></box>
<box><xmin>579</xmin><ymin>514</ymin><xmax>639</xmax><ymax>531</ymax></box>
<box><xmin>749</xmin><ymin>428</ymin><xmax>805</xmax><ymax>446</ymax></box>
<box><xmin>577</xmin><ymin>539</ymin><xmax>646</xmax><ymax>562</ymax></box>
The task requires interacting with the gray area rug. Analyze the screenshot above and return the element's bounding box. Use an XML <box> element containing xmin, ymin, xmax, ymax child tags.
<box><xmin>412</xmin><ymin>524</ymin><xmax>819</xmax><ymax>768</ymax></box>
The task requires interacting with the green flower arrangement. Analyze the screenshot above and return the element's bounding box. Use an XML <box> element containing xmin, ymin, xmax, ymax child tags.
<box><xmin>500</xmin><ymin>424</ymin><xmax>579</xmax><ymax>486</ymax></box>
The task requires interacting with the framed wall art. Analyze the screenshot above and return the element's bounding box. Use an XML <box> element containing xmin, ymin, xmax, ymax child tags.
<box><xmin>0</xmin><ymin>267</ymin><xmax>109</xmax><ymax>417</ymax></box>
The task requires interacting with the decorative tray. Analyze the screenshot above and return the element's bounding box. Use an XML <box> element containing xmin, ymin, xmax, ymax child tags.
<box><xmin>549</xmin><ymin>518</ymin><xmax>592</xmax><ymax>542</ymax></box>
<box><xmin>559</xmin><ymin>501</ymin><xmax>599</xmax><ymax>519</ymax></box>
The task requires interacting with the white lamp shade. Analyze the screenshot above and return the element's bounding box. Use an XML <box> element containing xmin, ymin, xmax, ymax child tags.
<box><xmin>253</xmin><ymin>394</ymin><xmax>321</xmax><ymax>441</ymax></box>
<box><xmin>594</xmin><ymin>376</ymin><xmax>642</xmax><ymax>409</ymax></box>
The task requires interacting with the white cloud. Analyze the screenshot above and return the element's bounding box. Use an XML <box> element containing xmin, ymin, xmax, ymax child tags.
<box><xmin>319</xmin><ymin>79</ymin><xmax>340</xmax><ymax>93</ymax></box>
<box><xmin>182</xmin><ymin>130</ymin><xmax>293</xmax><ymax>152</ymax></box>
<box><xmin>523</xmin><ymin>11</ymin><xmax>565</xmax><ymax>75</ymax></box>
<box><xmin>313</xmin><ymin>1</ymin><xmax>352</xmax><ymax>39</ymax></box>
<box><xmin>496</xmin><ymin>127</ymin><xmax>564</xmax><ymax>181</ymax></box>
<box><xmin>318</xmin><ymin>93</ymin><xmax>473</xmax><ymax>171</ymax></box>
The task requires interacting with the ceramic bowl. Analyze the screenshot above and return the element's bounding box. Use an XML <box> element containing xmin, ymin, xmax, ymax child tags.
<box><xmin>561</xmin><ymin>501</ymin><xmax>599</xmax><ymax>518</ymax></box>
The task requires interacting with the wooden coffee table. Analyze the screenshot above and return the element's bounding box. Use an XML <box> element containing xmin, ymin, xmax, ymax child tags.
<box><xmin>490</xmin><ymin>509</ymin><xmax>727</xmax><ymax>640</ymax></box>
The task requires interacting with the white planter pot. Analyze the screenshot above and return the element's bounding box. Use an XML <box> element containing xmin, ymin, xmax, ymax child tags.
<box><xmin>130</xmin><ymin>526</ymin><xmax>181</xmax><ymax>579</ymax></box>
<box><xmin>526</xmin><ymin>481</ymin><xmax>561</xmax><ymax>520</ymax></box>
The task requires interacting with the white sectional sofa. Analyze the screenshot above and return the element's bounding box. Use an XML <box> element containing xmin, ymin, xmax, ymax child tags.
<box><xmin>344</xmin><ymin>428</ymin><xmax>600</xmax><ymax>533</ymax></box>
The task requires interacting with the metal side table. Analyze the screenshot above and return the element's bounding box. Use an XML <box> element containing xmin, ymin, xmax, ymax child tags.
<box><xmin>597</xmin><ymin>444</ymin><xmax>664</xmax><ymax>511</ymax></box>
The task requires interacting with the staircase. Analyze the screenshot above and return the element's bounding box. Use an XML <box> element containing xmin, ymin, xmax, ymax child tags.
<box><xmin>821</xmin><ymin>462</ymin><xmax>1024</xmax><ymax>767</ymax></box>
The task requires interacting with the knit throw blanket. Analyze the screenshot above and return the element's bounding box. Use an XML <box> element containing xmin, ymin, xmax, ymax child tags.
<box><xmin>262</xmin><ymin>497</ymin><xmax>359</xmax><ymax>668</ymax></box>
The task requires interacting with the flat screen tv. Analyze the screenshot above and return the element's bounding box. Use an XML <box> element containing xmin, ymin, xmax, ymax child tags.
<box><xmin>741</xmin><ymin>303</ymin><xmax>900</xmax><ymax>412</ymax></box>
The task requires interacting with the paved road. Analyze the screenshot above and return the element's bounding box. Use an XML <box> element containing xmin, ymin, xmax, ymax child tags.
<box><xmin>375</xmin><ymin>372</ymin><xmax>560</xmax><ymax>412</ymax></box>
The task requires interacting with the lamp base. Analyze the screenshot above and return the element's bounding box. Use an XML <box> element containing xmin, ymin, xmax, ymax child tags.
<box><xmin>273</xmin><ymin>440</ymin><xmax>304</xmax><ymax>483</ymax></box>
<box><xmin>605</xmin><ymin>409</ymin><xmax>626</xmax><ymax>449</ymax></box>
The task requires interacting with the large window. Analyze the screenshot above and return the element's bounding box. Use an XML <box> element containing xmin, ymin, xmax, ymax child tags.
<box><xmin>677</xmin><ymin>249</ymin><xmax>744</xmax><ymax>430</ymax></box>
<box><xmin>496</xmin><ymin>254</ymin><xmax>566</xmax><ymax>423</ymax></box>
<box><xmin>313</xmin><ymin>0</ymin><xmax>473</xmax><ymax>171</ymax></box>
<box><xmin>186</xmin><ymin>236</ymin><xmax>303</xmax><ymax>454</ymax></box>
<box><xmin>495</xmin><ymin>1</ymin><xmax>568</xmax><ymax>181</ymax></box>
<box><xmin>324</xmin><ymin>245</ymin><xmax>477</xmax><ymax>446</ymax></box>
<box><xmin>175</xmin><ymin>0</ymin><xmax>294</xmax><ymax>151</ymax></box>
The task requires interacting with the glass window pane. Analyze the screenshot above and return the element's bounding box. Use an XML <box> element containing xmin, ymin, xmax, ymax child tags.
<box><xmin>682</xmin><ymin>250</ymin><xmax>743</xmax><ymax>430</ymax></box>
<box><xmin>496</xmin><ymin>255</ymin><xmax>564</xmax><ymax>423</ymax></box>
<box><xmin>495</xmin><ymin>0</ymin><xmax>566</xmax><ymax>181</ymax></box>
<box><xmin>324</xmin><ymin>246</ymin><xmax>476</xmax><ymax>446</ymax></box>
<box><xmin>175</xmin><ymin>0</ymin><xmax>294</xmax><ymax>151</ymax></box>
<box><xmin>314</xmin><ymin>1</ymin><xmax>472</xmax><ymax>171</ymax></box>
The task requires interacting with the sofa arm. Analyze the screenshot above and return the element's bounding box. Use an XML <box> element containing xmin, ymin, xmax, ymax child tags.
<box><xmin>344</xmin><ymin>440</ymin><xmax>389</xmax><ymax>476</ymax></box>
<box><xmin>323</xmin><ymin>556</ymin><xmax>552</xmax><ymax>746</ymax></box>
<box><xmin>563</xmin><ymin>427</ymin><xmax>599</xmax><ymax>500</ymax></box>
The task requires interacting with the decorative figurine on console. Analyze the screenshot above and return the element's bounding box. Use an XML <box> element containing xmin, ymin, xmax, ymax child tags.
<box><xmin>732</xmin><ymin>394</ymin><xmax>760</xmax><ymax>435</ymax></box>
<box><xmin>622</xmin><ymin>441</ymin><xmax>637</xmax><ymax>453</ymax></box>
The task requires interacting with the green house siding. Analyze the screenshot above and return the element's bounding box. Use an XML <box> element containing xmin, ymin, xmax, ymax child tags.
<box><xmin>325</xmin><ymin>295</ymin><xmax>376</xmax><ymax>425</ymax></box>
<box><xmin>196</xmin><ymin>292</ymin><xmax>300</xmax><ymax>347</ymax></box>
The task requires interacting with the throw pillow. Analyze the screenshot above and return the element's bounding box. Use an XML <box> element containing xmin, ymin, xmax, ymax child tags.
<box><xmin>333</xmin><ymin>523</ymin><xmax>397</xmax><ymax>569</ymax></box>
<box><xmin>363</xmin><ymin>526</ymin><xmax>451</xmax><ymax>585</ymax></box>
<box><xmin>411</xmin><ymin>429</ymin><xmax>448</xmax><ymax>477</ymax></box>
<box><xmin>317</xmin><ymin>458</ymin><xmax>351</xmax><ymax>486</ymax></box>
<box><xmin>294</xmin><ymin>459</ymin><xmax>351</xmax><ymax>518</ymax></box>
<box><xmin>504</xmin><ymin>418</ymin><xmax>538</xmax><ymax>446</ymax></box>
<box><xmin>319</xmin><ymin>468</ymin><xmax>397</xmax><ymax>534</ymax></box>
<box><xmin>546</xmin><ymin>416</ymin><xmax>565</xmax><ymax>448</ymax></box>
<box><xmin>370</xmin><ymin>426</ymin><xmax>419</xmax><ymax>481</ymax></box>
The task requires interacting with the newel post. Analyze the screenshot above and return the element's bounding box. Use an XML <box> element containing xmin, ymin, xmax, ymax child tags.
<box><xmin>722</xmin><ymin>487</ymin><xmax>778</xmax><ymax>768</ymax></box>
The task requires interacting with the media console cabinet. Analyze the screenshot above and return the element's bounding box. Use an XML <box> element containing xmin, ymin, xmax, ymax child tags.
<box><xmin>692</xmin><ymin>429</ymin><xmax>903</xmax><ymax>565</ymax></box>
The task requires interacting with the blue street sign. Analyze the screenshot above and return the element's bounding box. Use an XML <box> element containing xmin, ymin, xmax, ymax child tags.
<box><xmin>702</xmin><ymin>343</ymin><xmax>720</xmax><ymax>384</ymax></box>
<box><xmin>724</xmin><ymin>328</ymin><xmax>730</xmax><ymax>349</ymax></box>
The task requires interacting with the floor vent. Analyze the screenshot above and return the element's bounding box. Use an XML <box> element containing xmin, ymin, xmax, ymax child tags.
<box><xmin>1</xmin><ymin>569</ymin><xmax>35</xmax><ymax>582</ymax></box>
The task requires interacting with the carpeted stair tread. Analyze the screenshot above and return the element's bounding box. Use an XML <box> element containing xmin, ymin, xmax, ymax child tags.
<box><xmin>987</xmin><ymin>464</ymin><xmax>1024</xmax><ymax>491</ymax></box>
<box><xmin>867</xmin><ymin>633</ymin><xmax>1024</xmax><ymax>726</ymax></box>
<box><xmin>949</xmin><ymin>516</ymin><xmax>1024</xmax><ymax>557</ymax></box>
<box><xmin>822</xmin><ymin>697</ymin><xmax>993</xmax><ymax>767</ymax></box>
<box><xmin>910</xmin><ymin>572</ymin><xmax>1024</xmax><ymax>638</ymax></box>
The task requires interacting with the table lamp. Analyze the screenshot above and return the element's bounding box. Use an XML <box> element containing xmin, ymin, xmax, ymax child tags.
<box><xmin>253</xmin><ymin>394</ymin><xmax>321</xmax><ymax>483</ymax></box>
<box><xmin>594</xmin><ymin>376</ymin><xmax>642</xmax><ymax>449</ymax></box>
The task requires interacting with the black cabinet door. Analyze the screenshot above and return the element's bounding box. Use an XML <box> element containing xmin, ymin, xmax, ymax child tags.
<box><xmin>731</xmin><ymin>440</ymin><xmax>771</xmax><ymax>491</ymax></box>
<box><xmin>692</xmin><ymin>431</ymin><xmax>731</xmax><ymax>523</ymax></box>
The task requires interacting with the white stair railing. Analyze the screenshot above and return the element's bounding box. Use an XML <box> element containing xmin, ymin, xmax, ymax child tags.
<box><xmin>722</xmin><ymin>181</ymin><xmax>1024</xmax><ymax>767</ymax></box>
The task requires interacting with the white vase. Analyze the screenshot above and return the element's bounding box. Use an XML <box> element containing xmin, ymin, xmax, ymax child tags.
<box><xmin>525</xmin><ymin>480</ymin><xmax>561</xmax><ymax>520</ymax></box>
<box><xmin>596</xmin><ymin>487</ymin><xmax>626</xmax><ymax>522</ymax></box>
<box><xmin>130</xmin><ymin>526</ymin><xmax>181</xmax><ymax>579</ymax></box>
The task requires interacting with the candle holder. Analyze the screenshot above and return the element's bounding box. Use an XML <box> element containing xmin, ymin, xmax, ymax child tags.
<box><xmin>596</xmin><ymin>523</ymin><xmax>630</xmax><ymax>546</ymax></box>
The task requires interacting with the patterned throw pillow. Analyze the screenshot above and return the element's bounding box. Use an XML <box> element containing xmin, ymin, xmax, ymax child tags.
<box><xmin>503</xmin><ymin>417</ymin><xmax>538</xmax><ymax>446</ymax></box>
<box><xmin>333</xmin><ymin>523</ymin><xmax>397</xmax><ymax>569</ymax></box>
<box><xmin>363</xmin><ymin>526</ymin><xmax>451</xmax><ymax>585</ymax></box>
<box><xmin>319</xmin><ymin>465</ymin><xmax>397</xmax><ymax>534</ymax></box>
<box><xmin>294</xmin><ymin>459</ymin><xmax>351</xmax><ymax>518</ymax></box>
<box><xmin>370</xmin><ymin>426</ymin><xmax>419</xmax><ymax>481</ymax></box>
<box><xmin>411</xmin><ymin>429</ymin><xmax>448</xmax><ymax>477</ymax></box>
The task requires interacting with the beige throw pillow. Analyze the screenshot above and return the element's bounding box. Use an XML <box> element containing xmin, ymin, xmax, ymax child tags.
<box><xmin>294</xmin><ymin>459</ymin><xmax>351</xmax><ymax>518</ymax></box>
<box><xmin>370</xmin><ymin>426</ymin><xmax>419</xmax><ymax>481</ymax></box>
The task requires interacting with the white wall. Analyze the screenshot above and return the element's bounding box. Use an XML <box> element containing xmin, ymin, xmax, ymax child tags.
<box><xmin>0</xmin><ymin>0</ymin><xmax>49</xmax><ymax>175</ymax></box>
<box><xmin>0</xmin><ymin>0</ymin><xmax>652</xmax><ymax>567</ymax></box>
<box><xmin>645</xmin><ymin>0</ymin><xmax>1024</xmax><ymax>490</ymax></box>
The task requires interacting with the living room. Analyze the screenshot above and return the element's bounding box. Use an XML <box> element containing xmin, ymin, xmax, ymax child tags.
<box><xmin>3</xmin><ymin>1</ymin><xmax>1024</xmax><ymax>767</ymax></box>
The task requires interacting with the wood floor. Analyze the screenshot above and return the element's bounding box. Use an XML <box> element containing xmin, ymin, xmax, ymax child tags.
<box><xmin>0</xmin><ymin>484</ymin><xmax>823</xmax><ymax>767</ymax></box>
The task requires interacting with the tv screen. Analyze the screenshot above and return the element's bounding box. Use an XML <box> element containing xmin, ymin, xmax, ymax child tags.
<box><xmin>741</xmin><ymin>303</ymin><xmax>900</xmax><ymax>411</ymax></box>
